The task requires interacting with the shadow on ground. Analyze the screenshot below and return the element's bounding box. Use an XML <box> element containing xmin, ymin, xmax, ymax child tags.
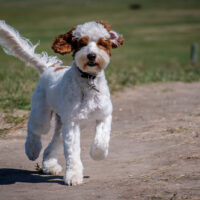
<box><xmin>0</xmin><ymin>168</ymin><xmax>63</xmax><ymax>185</ymax></box>
<box><xmin>0</xmin><ymin>168</ymin><xmax>90</xmax><ymax>185</ymax></box>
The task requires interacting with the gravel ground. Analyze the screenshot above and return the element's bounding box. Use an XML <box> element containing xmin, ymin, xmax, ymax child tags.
<box><xmin>0</xmin><ymin>82</ymin><xmax>200</xmax><ymax>200</ymax></box>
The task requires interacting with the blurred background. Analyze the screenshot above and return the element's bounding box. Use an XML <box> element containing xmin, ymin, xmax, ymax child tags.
<box><xmin>0</xmin><ymin>0</ymin><xmax>200</xmax><ymax>110</ymax></box>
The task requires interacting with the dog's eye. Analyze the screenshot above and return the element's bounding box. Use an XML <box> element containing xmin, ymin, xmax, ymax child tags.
<box><xmin>98</xmin><ymin>41</ymin><xmax>106</xmax><ymax>47</ymax></box>
<box><xmin>79</xmin><ymin>41</ymin><xmax>87</xmax><ymax>47</ymax></box>
<box><xmin>78</xmin><ymin>37</ymin><xmax>89</xmax><ymax>48</ymax></box>
<box><xmin>98</xmin><ymin>40</ymin><xmax>110</xmax><ymax>49</ymax></box>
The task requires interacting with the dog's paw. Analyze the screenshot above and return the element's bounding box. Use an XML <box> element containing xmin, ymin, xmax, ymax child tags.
<box><xmin>64</xmin><ymin>168</ymin><xmax>83</xmax><ymax>186</ymax></box>
<box><xmin>42</xmin><ymin>159</ymin><xmax>62</xmax><ymax>175</ymax></box>
<box><xmin>90</xmin><ymin>143</ymin><xmax>108</xmax><ymax>161</ymax></box>
<box><xmin>25</xmin><ymin>135</ymin><xmax>42</xmax><ymax>161</ymax></box>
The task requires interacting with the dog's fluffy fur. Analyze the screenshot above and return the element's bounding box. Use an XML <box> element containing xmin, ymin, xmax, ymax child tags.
<box><xmin>0</xmin><ymin>20</ymin><xmax>124</xmax><ymax>185</ymax></box>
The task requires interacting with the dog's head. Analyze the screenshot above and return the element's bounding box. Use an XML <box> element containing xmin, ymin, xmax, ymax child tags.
<box><xmin>52</xmin><ymin>21</ymin><xmax>124</xmax><ymax>73</ymax></box>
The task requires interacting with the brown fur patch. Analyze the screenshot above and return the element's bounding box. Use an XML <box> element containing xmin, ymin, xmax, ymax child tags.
<box><xmin>96</xmin><ymin>20</ymin><xmax>111</xmax><ymax>32</ymax></box>
<box><xmin>54</xmin><ymin>66</ymin><xmax>66</xmax><ymax>72</ymax></box>
<box><xmin>52</xmin><ymin>28</ymin><xmax>75</xmax><ymax>55</ymax></box>
<box><xmin>97</xmin><ymin>38</ymin><xmax>112</xmax><ymax>56</ymax></box>
<box><xmin>78</xmin><ymin>36</ymin><xmax>89</xmax><ymax>48</ymax></box>
<box><xmin>111</xmin><ymin>35</ymin><xmax>125</xmax><ymax>48</ymax></box>
<box><xmin>72</xmin><ymin>36</ymin><xmax>89</xmax><ymax>57</ymax></box>
<box><xmin>51</xmin><ymin>61</ymin><xmax>61</xmax><ymax>67</ymax></box>
<box><xmin>97</xmin><ymin>20</ymin><xmax>125</xmax><ymax>49</ymax></box>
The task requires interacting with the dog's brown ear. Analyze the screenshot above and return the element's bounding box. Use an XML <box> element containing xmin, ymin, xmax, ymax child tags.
<box><xmin>97</xmin><ymin>20</ymin><xmax>124</xmax><ymax>48</ymax></box>
<box><xmin>109</xmin><ymin>30</ymin><xmax>124</xmax><ymax>48</ymax></box>
<box><xmin>52</xmin><ymin>28</ymin><xmax>75</xmax><ymax>55</ymax></box>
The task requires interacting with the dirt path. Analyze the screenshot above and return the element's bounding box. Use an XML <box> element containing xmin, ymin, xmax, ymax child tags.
<box><xmin>0</xmin><ymin>82</ymin><xmax>200</xmax><ymax>200</ymax></box>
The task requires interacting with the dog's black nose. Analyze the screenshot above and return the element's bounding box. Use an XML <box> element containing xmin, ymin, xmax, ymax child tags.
<box><xmin>87</xmin><ymin>53</ymin><xmax>96</xmax><ymax>61</ymax></box>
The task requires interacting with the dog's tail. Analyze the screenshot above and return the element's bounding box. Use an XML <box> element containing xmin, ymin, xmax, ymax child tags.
<box><xmin>0</xmin><ymin>20</ymin><xmax>62</xmax><ymax>74</ymax></box>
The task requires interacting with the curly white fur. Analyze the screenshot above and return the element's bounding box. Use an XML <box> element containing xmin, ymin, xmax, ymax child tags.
<box><xmin>73</xmin><ymin>21</ymin><xmax>110</xmax><ymax>40</ymax></box>
<box><xmin>0</xmin><ymin>21</ymin><xmax>122</xmax><ymax>186</ymax></box>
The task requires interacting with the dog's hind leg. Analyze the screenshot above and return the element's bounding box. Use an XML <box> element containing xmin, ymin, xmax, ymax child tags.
<box><xmin>42</xmin><ymin>114</ymin><xmax>62</xmax><ymax>175</ymax></box>
<box><xmin>25</xmin><ymin>88</ymin><xmax>52</xmax><ymax>161</ymax></box>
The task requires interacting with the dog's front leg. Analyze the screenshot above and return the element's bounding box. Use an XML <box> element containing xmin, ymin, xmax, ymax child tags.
<box><xmin>90</xmin><ymin>114</ymin><xmax>112</xmax><ymax>161</ymax></box>
<box><xmin>62</xmin><ymin>122</ymin><xmax>83</xmax><ymax>186</ymax></box>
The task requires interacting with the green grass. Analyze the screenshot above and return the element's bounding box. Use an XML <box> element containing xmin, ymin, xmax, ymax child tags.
<box><xmin>0</xmin><ymin>0</ymin><xmax>200</xmax><ymax>110</ymax></box>
<box><xmin>4</xmin><ymin>112</ymin><xmax>28</xmax><ymax>124</ymax></box>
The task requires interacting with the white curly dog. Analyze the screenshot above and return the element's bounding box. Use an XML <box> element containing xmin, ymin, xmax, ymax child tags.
<box><xmin>0</xmin><ymin>20</ymin><xmax>124</xmax><ymax>185</ymax></box>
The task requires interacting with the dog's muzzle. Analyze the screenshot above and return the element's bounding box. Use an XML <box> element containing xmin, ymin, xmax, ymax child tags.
<box><xmin>87</xmin><ymin>53</ymin><xmax>97</xmax><ymax>67</ymax></box>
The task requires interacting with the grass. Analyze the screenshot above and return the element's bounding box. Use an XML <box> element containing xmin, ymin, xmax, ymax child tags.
<box><xmin>0</xmin><ymin>111</ymin><xmax>28</xmax><ymax>137</ymax></box>
<box><xmin>0</xmin><ymin>0</ymin><xmax>200</xmax><ymax>110</ymax></box>
<box><xmin>0</xmin><ymin>128</ymin><xmax>9</xmax><ymax>137</ymax></box>
<box><xmin>4</xmin><ymin>112</ymin><xmax>28</xmax><ymax>124</ymax></box>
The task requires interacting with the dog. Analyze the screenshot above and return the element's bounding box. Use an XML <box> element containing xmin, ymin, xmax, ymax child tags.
<box><xmin>0</xmin><ymin>20</ymin><xmax>124</xmax><ymax>185</ymax></box>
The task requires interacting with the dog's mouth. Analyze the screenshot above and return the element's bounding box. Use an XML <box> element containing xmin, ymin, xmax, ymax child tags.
<box><xmin>87</xmin><ymin>61</ymin><xmax>97</xmax><ymax>67</ymax></box>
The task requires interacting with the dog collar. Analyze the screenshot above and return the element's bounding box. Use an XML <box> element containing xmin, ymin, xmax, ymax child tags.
<box><xmin>77</xmin><ymin>67</ymin><xmax>96</xmax><ymax>80</ymax></box>
<box><xmin>76</xmin><ymin>67</ymin><xmax>99</xmax><ymax>92</ymax></box>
